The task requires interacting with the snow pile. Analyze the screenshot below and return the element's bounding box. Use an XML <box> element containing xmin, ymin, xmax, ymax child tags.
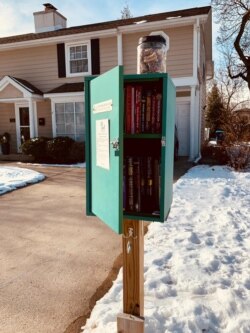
<box><xmin>82</xmin><ymin>165</ymin><xmax>250</xmax><ymax>333</ymax></box>
<box><xmin>0</xmin><ymin>166</ymin><xmax>45</xmax><ymax>195</ymax></box>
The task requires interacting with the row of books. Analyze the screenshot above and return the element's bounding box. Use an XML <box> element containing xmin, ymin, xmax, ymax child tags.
<box><xmin>123</xmin><ymin>155</ymin><xmax>161</xmax><ymax>215</ymax></box>
<box><xmin>124</xmin><ymin>85</ymin><xmax>162</xmax><ymax>134</ymax></box>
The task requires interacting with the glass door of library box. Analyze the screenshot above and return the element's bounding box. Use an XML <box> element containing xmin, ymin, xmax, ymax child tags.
<box><xmin>85</xmin><ymin>66</ymin><xmax>176</xmax><ymax>235</ymax></box>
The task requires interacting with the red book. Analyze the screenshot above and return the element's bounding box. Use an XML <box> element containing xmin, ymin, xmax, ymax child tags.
<box><xmin>131</xmin><ymin>87</ymin><xmax>135</xmax><ymax>134</ymax></box>
<box><xmin>151</xmin><ymin>92</ymin><xmax>156</xmax><ymax>133</ymax></box>
<box><xmin>145</xmin><ymin>90</ymin><xmax>152</xmax><ymax>132</ymax></box>
<box><xmin>156</xmin><ymin>93</ymin><xmax>162</xmax><ymax>133</ymax></box>
<box><xmin>135</xmin><ymin>86</ymin><xmax>142</xmax><ymax>134</ymax></box>
<box><xmin>125</xmin><ymin>85</ymin><xmax>132</xmax><ymax>133</ymax></box>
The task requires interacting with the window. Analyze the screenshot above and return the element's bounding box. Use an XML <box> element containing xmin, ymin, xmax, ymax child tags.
<box><xmin>55</xmin><ymin>102</ymin><xmax>85</xmax><ymax>141</ymax></box>
<box><xmin>66</xmin><ymin>42</ymin><xmax>91</xmax><ymax>77</ymax></box>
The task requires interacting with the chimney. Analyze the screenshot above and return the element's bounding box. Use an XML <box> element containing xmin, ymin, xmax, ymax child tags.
<box><xmin>33</xmin><ymin>3</ymin><xmax>67</xmax><ymax>33</ymax></box>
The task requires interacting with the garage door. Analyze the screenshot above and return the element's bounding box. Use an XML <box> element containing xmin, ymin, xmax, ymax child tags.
<box><xmin>176</xmin><ymin>101</ymin><xmax>190</xmax><ymax>156</ymax></box>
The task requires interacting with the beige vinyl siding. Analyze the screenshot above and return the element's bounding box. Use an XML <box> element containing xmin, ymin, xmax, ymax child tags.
<box><xmin>0</xmin><ymin>45</ymin><xmax>83</xmax><ymax>93</ymax></box>
<box><xmin>37</xmin><ymin>100</ymin><xmax>53</xmax><ymax>137</ymax></box>
<box><xmin>0</xmin><ymin>84</ymin><xmax>23</xmax><ymax>99</ymax></box>
<box><xmin>100</xmin><ymin>37</ymin><xmax>117</xmax><ymax>74</ymax></box>
<box><xmin>0</xmin><ymin>103</ymin><xmax>17</xmax><ymax>153</ymax></box>
<box><xmin>123</xmin><ymin>26</ymin><xmax>193</xmax><ymax>76</ymax></box>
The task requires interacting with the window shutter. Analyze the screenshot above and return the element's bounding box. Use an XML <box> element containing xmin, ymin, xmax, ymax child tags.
<box><xmin>91</xmin><ymin>39</ymin><xmax>100</xmax><ymax>75</ymax></box>
<box><xmin>57</xmin><ymin>43</ymin><xmax>66</xmax><ymax>78</ymax></box>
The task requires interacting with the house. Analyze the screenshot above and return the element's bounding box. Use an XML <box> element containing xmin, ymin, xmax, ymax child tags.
<box><xmin>235</xmin><ymin>108</ymin><xmax>250</xmax><ymax>125</ymax></box>
<box><xmin>0</xmin><ymin>3</ymin><xmax>213</xmax><ymax>160</ymax></box>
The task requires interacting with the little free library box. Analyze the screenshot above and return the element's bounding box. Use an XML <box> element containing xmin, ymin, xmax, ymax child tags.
<box><xmin>85</xmin><ymin>66</ymin><xmax>176</xmax><ymax>234</ymax></box>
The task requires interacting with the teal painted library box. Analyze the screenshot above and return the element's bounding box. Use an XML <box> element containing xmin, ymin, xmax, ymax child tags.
<box><xmin>85</xmin><ymin>66</ymin><xmax>176</xmax><ymax>234</ymax></box>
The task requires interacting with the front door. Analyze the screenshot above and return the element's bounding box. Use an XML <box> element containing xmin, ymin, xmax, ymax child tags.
<box><xmin>19</xmin><ymin>107</ymin><xmax>30</xmax><ymax>144</ymax></box>
<box><xmin>15</xmin><ymin>105</ymin><xmax>31</xmax><ymax>151</ymax></box>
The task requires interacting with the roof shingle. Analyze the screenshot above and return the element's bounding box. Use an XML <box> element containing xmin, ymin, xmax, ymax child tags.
<box><xmin>0</xmin><ymin>6</ymin><xmax>211</xmax><ymax>45</ymax></box>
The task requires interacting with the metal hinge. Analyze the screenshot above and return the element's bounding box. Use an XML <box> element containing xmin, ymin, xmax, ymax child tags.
<box><xmin>161</xmin><ymin>136</ymin><xmax>166</xmax><ymax>147</ymax></box>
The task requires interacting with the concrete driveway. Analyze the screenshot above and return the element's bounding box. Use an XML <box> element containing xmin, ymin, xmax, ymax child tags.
<box><xmin>0</xmin><ymin>158</ymin><xmax>192</xmax><ymax>333</ymax></box>
<box><xmin>0</xmin><ymin>163</ymin><xmax>122</xmax><ymax>333</ymax></box>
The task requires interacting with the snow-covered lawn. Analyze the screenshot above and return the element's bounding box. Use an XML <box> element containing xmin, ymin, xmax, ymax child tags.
<box><xmin>0</xmin><ymin>166</ymin><xmax>45</xmax><ymax>195</ymax></box>
<box><xmin>83</xmin><ymin>165</ymin><xmax>250</xmax><ymax>333</ymax></box>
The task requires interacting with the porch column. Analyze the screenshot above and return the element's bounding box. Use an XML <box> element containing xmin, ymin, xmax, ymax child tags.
<box><xmin>28</xmin><ymin>98</ymin><xmax>36</xmax><ymax>138</ymax></box>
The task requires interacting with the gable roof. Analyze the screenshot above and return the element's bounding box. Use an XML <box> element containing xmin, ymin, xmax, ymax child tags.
<box><xmin>0</xmin><ymin>6</ymin><xmax>211</xmax><ymax>45</ymax></box>
<box><xmin>46</xmin><ymin>82</ymin><xmax>84</xmax><ymax>94</ymax></box>
<box><xmin>0</xmin><ymin>75</ymin><xmax>43</xmax><ymax>97</ymax></box>
<box><xmin>9</xmin><ymin>76</ymin><xmax>43</xmax><ymax>95</ymax></box>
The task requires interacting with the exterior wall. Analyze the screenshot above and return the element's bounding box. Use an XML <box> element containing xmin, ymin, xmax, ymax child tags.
<box><xmin>0</xmin><ymin>103</ymin><xmax>17</xmax><ymax>153</ymax></box>
<box><xmin>123</xmin><ymin>26</ymin><xmax>193</xmax><ymax>76</ymax></box>
<box><xmin>236</xmin><ymin>110</ymin><xmax>250</xmax><ymax>124</ymax></box>
<box><xmin>99</xmin><ymin>37</ymin><xmax>117</xmax><ymax>74</ymax></box>
<box><xmin>0</xmin><ymin>25</ymin><xmax>193</xmax><ymax>92</ymax></box>
<box><xmin>0</xmin><ymin>84</ymin><xmax>23</xmax><ymax>98</ymax></box>
<box><xmin>0</xmin><ymin>45</ymin><xmax>83</xmax><ymax>93</ymax></box>
<box><xmin>36</xmin><ymin>100</ymin><xmax>53</xmax><ymax>137</ymax></box>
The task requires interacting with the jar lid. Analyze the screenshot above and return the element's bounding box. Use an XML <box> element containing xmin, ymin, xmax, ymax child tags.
<box><xmin>138</xmin><ymin>35</ymin><xmax>166</xmax><ymax>45</ymax></box>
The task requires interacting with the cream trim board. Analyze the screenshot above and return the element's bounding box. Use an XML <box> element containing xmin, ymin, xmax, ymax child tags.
<box><xmin>0</xmin><ymin>76</ymin><xmax>32</xmax><ymax>97</ymax></box>
<box><xmin>172</xmin><ymin>77</ymin><xmax>199</xmax><ymax>87</ymax></box>
<box><xmin>65</xmin><ymin>41</ymin><xmax>92</xmax><ymax>77</ymax></box>
<box><xmin>49</xmin><ymin>95</ymin><xmax>85</xmax><ymax>138</ymax></box>
<box><xmin>44</xmin><ymin>92</ymin><xmax>84</xmax><ymax>99</ymax></box>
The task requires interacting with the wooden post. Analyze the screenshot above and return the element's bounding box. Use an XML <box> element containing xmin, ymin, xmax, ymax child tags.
<box><xmin>117</xmin><ymin>219</ymin><xmax>145</xmax><ymax>333</ymax></box>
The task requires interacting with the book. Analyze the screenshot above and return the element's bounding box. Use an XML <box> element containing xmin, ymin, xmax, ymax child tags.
<box><xmin>135</xmin><ymin>86</ymin><xmax>142</xmax><ymax>134</ymax></box>
<box><xmin>151</xmin><ymin>91</ymin><xmax>156</xmax><ymax>133</ymax></box>
<box><xmin>145</xmin><ymin>90</ymin><xmax>152</xmax><ymax>132</ymax></box>
<box><xmin>125</xmin><ymin>85</ymin><xmax>132</xmax><ymax>133</ymax></box>
<box><xmin>133</xmin><ymin>157</ymin><xmax>141</xmax><ymax>212</ymax></box>
<box><xmin>155</xmin><ymin>93</ymin><xmax>162</xmax><ymax>133</ymax></box>
<box><xmin>127</xmin><ymin>156</ymin><xmax>134</xmax><ymax>211</ymax></box>
<box><xmin>141</xmin><ymin>91</ymin><xmax>146</xmax><ymax>133</ymax></box>
<box><xmin>131</xmin><ymin>86</ymin><xmax>135</xmax><ymax>134</ymax></box>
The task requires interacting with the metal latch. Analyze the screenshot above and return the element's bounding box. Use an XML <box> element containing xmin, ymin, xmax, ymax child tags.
<box><xmin>161</xmin><ymin>136</ymin><xmax>166</xmax><ymax>147</ymax></box>
<box><xmin>110</xmin><ymin>138</ymin><xmax>119</xmax><ymax>151</ymax></box>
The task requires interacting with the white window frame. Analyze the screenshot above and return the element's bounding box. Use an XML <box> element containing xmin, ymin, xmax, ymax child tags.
<box><xmin>49</xmin><ymin>94</ymin><xmax>85</xmax><ymax>141</ymax></box>
<box><xmin>65</xmin><ymin>41</ymin><xmax>91</xmax><ymax>77</ymax></box>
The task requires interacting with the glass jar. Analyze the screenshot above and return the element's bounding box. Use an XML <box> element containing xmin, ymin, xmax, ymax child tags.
<box><xmin>137</xmin><ymin>35</ymin><xmax>167</xmax><ymax>74</ymax></box>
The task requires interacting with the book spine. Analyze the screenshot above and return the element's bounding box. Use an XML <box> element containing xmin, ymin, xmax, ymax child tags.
<box><xmin>146</xmin><ymin>156</ymin><xmax>153</xmax><ymax>198</ymax></box>
<box><xmin>145</xmin><ymin>90</ymin><xmax>152</xmax><ymax>132</ymax></box>
<box><xmin>151</xmin><ymin>92</ymin><xmax>156</xmax><ymax>133</ymax></box>
<box><xmin>133</xmin><ymin>157</ymin><xmax>141</xmax><ymax>212</ymax></box>
<box><xmin>131</xmin><ymin>87</ymin><xmax>135</xmax><ymax>134</ymax></box>
<box><xmin>141</xmin><ymin>91</ymin><xmax>146</xmax><ymax>133</ymax></box>
<box><xmin>153</xmin><ymin>158</ymin><xmax>160</xmax><ymax>210</ymax></box>
<box><xmin>156</xmin><ymin>93</ymin><xmax>162</xmax><ymax>133</ymax></box>
<box><xmin>127</xmin><ymin>156</ymin><xmax>134</xmax><ymax>211</ymax></box>
<box><xmin>135</xmin><ymin>86</ymin><xmax>142</xmax><ymax>134</ymax></box>
<box><xmin>123</xmin><ymin>163</ymin><xmax>126</xmax><ymax>211</ymax></box>
<box><xmin>125</xmin><ymin>85</ymin><xmax>132</xmax><ymax>134</ymax></box>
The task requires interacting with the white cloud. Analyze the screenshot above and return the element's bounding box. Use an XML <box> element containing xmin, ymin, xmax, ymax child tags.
<box><xmin>0</xmin><ymin>1</ymin><xmax>34</xmax><ymax>37</ymax></box>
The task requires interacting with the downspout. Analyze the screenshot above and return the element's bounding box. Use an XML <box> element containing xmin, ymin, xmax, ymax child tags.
<box><xmin>117</xmin><ymin>31</ymin><xmax>123</xmax><ymax>66</ymax></box>
<box><xmin>194</xmin><ymin>18</ymin><xmax>202</xmax><ymax>164</ymax></box>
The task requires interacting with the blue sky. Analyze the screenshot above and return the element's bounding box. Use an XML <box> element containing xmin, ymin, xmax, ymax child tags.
<box><xmin>0</xmin><ymin>0</ymin><xmax>211</xmax><ymax>37</ymax></box>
